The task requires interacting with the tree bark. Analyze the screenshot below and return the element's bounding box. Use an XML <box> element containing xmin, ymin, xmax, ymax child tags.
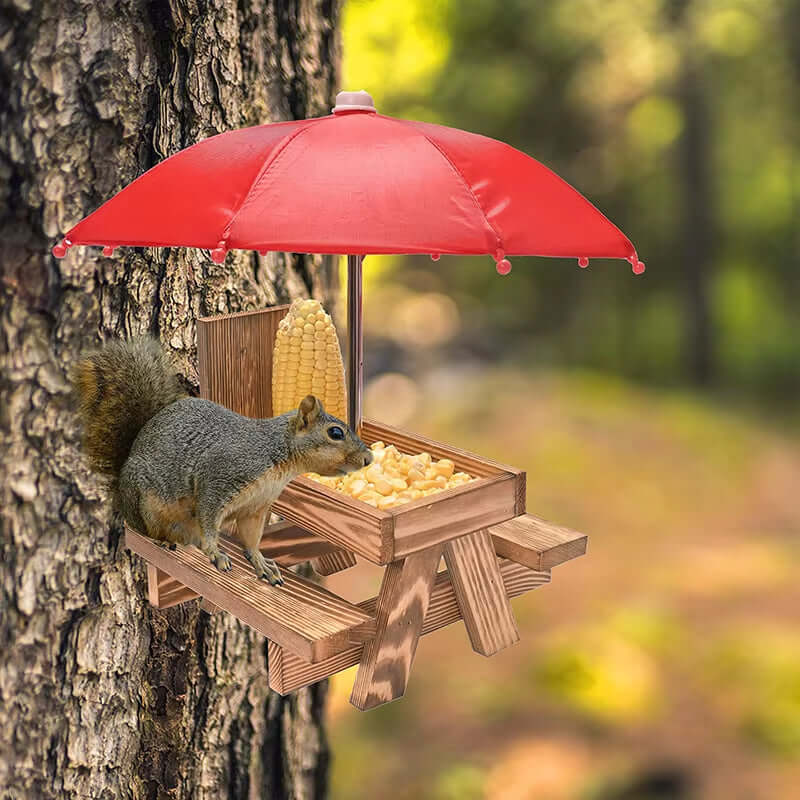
<box><xmin>0</xmin><ymin>2</ymin><xmax>341</xmax><ymax>798</ymax></box>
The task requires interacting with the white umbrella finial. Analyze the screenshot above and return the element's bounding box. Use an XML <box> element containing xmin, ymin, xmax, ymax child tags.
<box><xmin>333</xmin><ymin>90</ymin><xmax>376</xmax><ymax>114</ymax></box>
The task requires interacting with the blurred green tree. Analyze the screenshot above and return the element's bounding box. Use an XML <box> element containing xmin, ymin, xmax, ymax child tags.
<box><xmin>343</xmin><ymin>0</ymin><xmax>800</xmax><ymax>400</ymax></box>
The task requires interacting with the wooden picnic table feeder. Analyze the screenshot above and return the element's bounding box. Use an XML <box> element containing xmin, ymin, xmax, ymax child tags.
<box><xmin>55</xmin><ymin>90</ymin><xmax>642</xmax><ymax>710</ymax></box>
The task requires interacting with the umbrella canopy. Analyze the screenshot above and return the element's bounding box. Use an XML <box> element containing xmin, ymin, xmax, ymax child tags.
<box><xmin>54</xmin><ymin>90</ymin><xmax>644</xmax><ymax>274</ymax></box>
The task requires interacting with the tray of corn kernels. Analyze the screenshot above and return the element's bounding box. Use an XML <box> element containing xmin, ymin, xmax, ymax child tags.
<box><xmin>305</xmin><ymin>440</ymin><xmax>475</xmax><ymax>510</ymax></box>
<box><xmin>271</xmin><ymin>298</ymin><xmax>477</xmax><ymax>509</ymax></box>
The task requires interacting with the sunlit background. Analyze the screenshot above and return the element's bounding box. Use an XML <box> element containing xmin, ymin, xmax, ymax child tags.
<box><xmin>324</xmin><ymin>1</ymin><xmax>800</xmax><ymax>798</ymax></box>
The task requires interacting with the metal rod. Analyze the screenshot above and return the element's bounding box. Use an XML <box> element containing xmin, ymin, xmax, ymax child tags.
<box><xmin>346</xmin><ymin>254</ymin><xmax>363</xmax><ymax>433</ymax></box>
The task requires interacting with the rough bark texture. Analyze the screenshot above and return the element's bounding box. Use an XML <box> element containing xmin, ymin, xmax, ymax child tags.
<box><xmin>0</xmin><ymin>1</ymin><xmax>341</xmax><ymax>798</ymax></box>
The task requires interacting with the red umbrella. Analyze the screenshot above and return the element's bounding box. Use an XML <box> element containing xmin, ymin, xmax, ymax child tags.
<box><xmin>53</xmin><ymin>90</ymin><xmax>644</xmax><ymax>427</ymax></box>
<box><xmin>53</xmin><ymin>90</ymin><xmax>643</xmax><ymax>273</ymax></box>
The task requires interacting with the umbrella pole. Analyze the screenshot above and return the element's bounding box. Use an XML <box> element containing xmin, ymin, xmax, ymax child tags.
<box><xmin>346</xmin><ymin>254</ymin><xmax>364</xmax><ymax>433</ymax></box>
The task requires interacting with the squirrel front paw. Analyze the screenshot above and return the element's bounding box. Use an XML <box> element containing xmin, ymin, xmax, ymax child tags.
<box><xmin>210</xmin><ymin>550</ymin><xmax>232</xmax><ymax>572</ymax></box>
<box><xmin>244</xmin><ymin>550</ymin><xmax>284</xmax><ymax>586</ymax></box>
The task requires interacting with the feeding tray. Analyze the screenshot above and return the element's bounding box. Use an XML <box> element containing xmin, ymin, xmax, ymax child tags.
<box><xmin>276</xmin><ymin>419</ymin><xmax>525</xmax><ymax>564</ymax></box>
<box><xmin>126</xmin><ymin>306</ymin><xmax>588</xmax><ymax>710</ymax></box>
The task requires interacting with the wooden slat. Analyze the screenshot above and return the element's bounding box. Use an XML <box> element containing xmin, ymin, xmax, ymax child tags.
<box><xmin>275</xmin><ymin>478</ymin><xmax>392</xmax><ymax>563</ymax></box>
<box><xmin>443</xmin><ymin>530</ymin><xmax>519</xmax><ymax>656</ymax></box>
<box><xmin>278</xmin><ymin>419</ymin><xmax>525</xmax><ymax>564</ymax></box>
<box><xmin>126</xmin><ymin>529</ymin><xmax>376</xmax><ymax>663</ymax></box>
<box><xmin>312</xmin><ymin>550</ymin><xmax>357</xmax><ymax>576</ymax></box>
<box><xmin>200</xmin><ymin>598</ymin><xmax>220</xmax><ymax>614</ymax></box>
<box><xmin>146</xmin><ymin>564</ymin><xmax>162</xmax><ymax>607</ymax></box>
<box><xmin>490</xmin><ymin>513</ymin><xmax>587</xmax><ymax>570</ymax></box>
<box><xmin>391</xmin><ymin>473</ymin><xmax>519</xmax><ymax>559</ymax></box>
<box><xmin>349</xmin><ymin>545</ymin><xmax>443</xmax><ymax>710</ymax></box>
<box><xmin>197</xmin><ymin>305</ymin><xmax>289</xmax><ymax>418</ymax></box>
<box><xmin>147</xmin><ymin>521</ymin><xmax>348</xmax><ymax>607</ymax></box>
<box><xmin>156</xmin><ymin>584</ymin><xmax>203</xmax><ymax>609</ymax></box>
<box><xmin>268</xmin><ymin>558</ymin><xmax>550</xmax><ymax>696</ymax></box>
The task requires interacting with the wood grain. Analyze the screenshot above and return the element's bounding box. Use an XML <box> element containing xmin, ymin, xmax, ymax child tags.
<box><xmin>197</xmin><ymin>305</ymin><xmax>289</xmax><ymax>418</ymax></box>
<box><xmin>146</xmin><ymin>521</ymin><xmax>348</xmax><ymax>607</ymax></box>
<box><xmin>200</xmin><ymin>598</ymin><xmax>220</xmax><ymax>614</ymax></box>
<box><xmin>443</xmin><ymin>530</ymin><xmax>520</xmax><ymax>656</ymax></box>
<box><xmin>268</xmin><ymin>558</ymin><xmax>550</xmax><ymax>696</ymax></box>
<box><xmin>490</xmin><ymin>513</ymin><xmax>587</xmax><ymax>570</ymax></box>
<box><xmin>275</xmin><ymin>477</ymin><xmax>392</xmax><ymax>563</ymax></box>
<box><xmin>277</xmin><ymin>419</ymin><xmax>524</xmax><ymax>564</ymax></box>
<box><xmin>146</xmin><ymin>564</ymin><xmax>162</xmax><ymax>607</ymax></box>
<box><xmin>349</xmin><ymin>545</ymin><xmax>443</xmax><ymax>710</ymax></box>
<box><xmin>364</xmin><ymin>419</ymin><xmax>523</xmax><ymax>559</ymax></box>
<box><xmin>311</xmin><ymin>550</ymin><xmax>357</xmax><ymax>576</ymax></box>
<box><xmin>126</xmin><ymin>528</ymin><xmax>376</xmax><ymax>663</ymax></box>
<box><xmin>391</xmin><ymin>474</ymin><xmax>519</xmax><ymax>559</ymax></box>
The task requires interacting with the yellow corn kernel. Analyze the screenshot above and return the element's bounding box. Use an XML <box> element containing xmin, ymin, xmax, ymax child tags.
<box><xmin>433</xmin><ymin>459</ymin><xmax>455</xmax><ymax>478</ymax></box>
<box><xmin>364</xmin><ymin>464</ymin><xmax>382</xmax><ymax>482</ymax></box>
<box><xmin>305</xmin><ymin>440</ymin><xmax>476</xmax><ymax>507</ymax></box>
<box><xmin>348</xmin><ymin>479</ymin><xmax>368</xmax><ymax>497</ymax></box>
<box><xmin>373</xmin><ymin>478</ymin><xmax>394</xmax><ymax>496</ymax></box>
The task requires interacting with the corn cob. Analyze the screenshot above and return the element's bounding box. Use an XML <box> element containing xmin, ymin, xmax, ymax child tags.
<box><xmin>272</xmin><ymin>298</ymin><xmax>347</xmax><ymax>420</ymax></box>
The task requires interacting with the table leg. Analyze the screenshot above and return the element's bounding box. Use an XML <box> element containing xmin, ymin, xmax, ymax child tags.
<box><xmin>443</xmin><ymin>529</ymin><xmax>520</xmax><ymax>656</ymax></box>
<box><xmin>350</xmin><ymin>544</ymin><xmax>443</xmax><ymax>710</ymax></box>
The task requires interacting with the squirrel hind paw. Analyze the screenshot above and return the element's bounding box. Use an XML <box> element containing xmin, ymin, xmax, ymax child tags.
<box><xmin>245</xmin><ymin>550</ymin><xmax>284</xmax><ymax>586</ymax></box>
<box><xmin>210</xmin><ymin>551</ymin><xmax>232</xmax><ymax>572</ymax></box>
<box><xmin>155</xmin><ymin>539</ymin><xmax>178</xmax><ymax>551</ymax></box>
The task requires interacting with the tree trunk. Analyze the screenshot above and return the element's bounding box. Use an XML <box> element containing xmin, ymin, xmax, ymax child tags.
<box><xmin>667</xmin><ymin>0</ymin><xmax>716</xmax><ymax>385</ymax></box>
<box><xmin>0</xmin><ymin>2</ymin><xmax>341</xmax><ymax>798</ymax></box>
<box><xmin>677</xmin><ymin>50</ymin><xmax>715</xmax><ymax>385</ymax></box>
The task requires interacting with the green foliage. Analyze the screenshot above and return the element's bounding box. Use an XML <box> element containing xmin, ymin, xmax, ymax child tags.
<box><xmin>431</xmin><ymin>763</ymin><xmax>486</xmax><ymax>800</ymax></box>
<box><xmin>328</xmin><ymin>366</ymin><xmax>800</xmax><ymax>798</ymax></box>
<box><xmin>705</xmin><ymin>629</ymin><xmax>800</xmax><ymax>756</ymax></box>
<box><xmin>343</xmin><ymin>0</ymin><xmax>800</xmax><ymax>399</ymax></box>
<box><xmin>532</xmin><ymin>610</ymin><xmax>674</xmax><ymax>723</ymax></box>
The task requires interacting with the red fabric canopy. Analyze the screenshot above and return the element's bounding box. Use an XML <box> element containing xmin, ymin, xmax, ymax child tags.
<box><xmin>57</xmin><ymin>107</ymin><xmax>642</xmax><ymax>271</ymax></box>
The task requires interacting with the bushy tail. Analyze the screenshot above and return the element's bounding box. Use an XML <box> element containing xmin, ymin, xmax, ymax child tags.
<box><xmin>71</xmin><ymin>337</ymin><xmax>186</xmax><ymax>480</ymax></box>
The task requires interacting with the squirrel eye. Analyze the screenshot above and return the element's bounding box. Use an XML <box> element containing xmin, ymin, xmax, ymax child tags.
<box><xmin>327</xmin><ymin>426</ymin><xmax>345</xmax><ymax>441</ymax></box>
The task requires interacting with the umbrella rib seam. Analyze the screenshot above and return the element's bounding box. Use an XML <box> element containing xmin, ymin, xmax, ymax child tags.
<box><xmin>399</xmin><ymin>126</ymin><xmax>503</xmax><ymax>254</ymax></box>
<box><xmin>222</xmin><ymin>121</ymin><xmax>320</xmax><ymax>242</ymax></box>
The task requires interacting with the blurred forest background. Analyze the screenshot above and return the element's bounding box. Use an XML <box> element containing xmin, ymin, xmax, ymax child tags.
<box><xmin>323</xmin><ymin>1</ymin><xmax>800</xmax><ymax>799</ymax></box>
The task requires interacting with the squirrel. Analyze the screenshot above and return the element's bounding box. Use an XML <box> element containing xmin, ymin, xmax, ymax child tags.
<box><xmin>71</xmin><ymin>336</ymin><xmax>372</xmax><ymax>586</ymax></box>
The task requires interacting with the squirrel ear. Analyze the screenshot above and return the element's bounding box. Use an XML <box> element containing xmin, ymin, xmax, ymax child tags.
<box><xmin>296</xmin><ymin>395</ymin><xmax>322</xmax><ymax>429</ymax></box>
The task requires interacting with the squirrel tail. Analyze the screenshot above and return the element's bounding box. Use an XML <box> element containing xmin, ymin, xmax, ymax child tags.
<box><xmin>71</xmin><ymin>337</ymin><xmax>186</xmax><ymax>481</ymax></box>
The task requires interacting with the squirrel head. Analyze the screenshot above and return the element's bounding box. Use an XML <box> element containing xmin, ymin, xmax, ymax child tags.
<box><xmin>288</xmin><ymin>395</ymin><xmax>373</xmax><ymax>476</ymax></box>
